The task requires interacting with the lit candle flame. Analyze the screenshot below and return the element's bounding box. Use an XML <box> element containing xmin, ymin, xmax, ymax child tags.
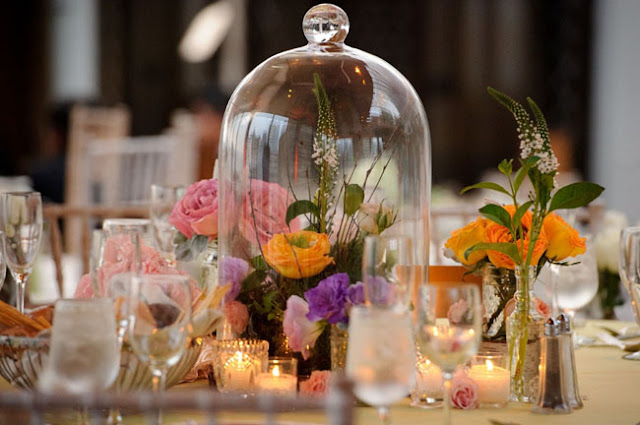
<box><xmin>486</xmin><ymin>359</ymin><xmax>494</xmax><ymax>371</ymax></box>
<box><xmin>272</xmin><ymin>365</ymin><xmax>280</xmax><ymax>377</ymax></box>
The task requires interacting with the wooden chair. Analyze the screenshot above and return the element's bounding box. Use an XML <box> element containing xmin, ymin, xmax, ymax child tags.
<box><xmin>0</xmin><ymin>378</ymin><xmax>355</xmax><ymax>425</ymax></box>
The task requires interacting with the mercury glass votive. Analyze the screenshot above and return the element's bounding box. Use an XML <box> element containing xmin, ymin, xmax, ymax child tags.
<box><xmin>256</xmin><ymin>357</ymin><xmax>298</xmax><ymax>396</ymax></box>
<box><xmin>410</xmin><ymin>350</ymin><xmax>443</xmax><ymax>408</ymax></box>
<box><xmin>212</xmin><ymin>339</ymin><xmax>269</xmax><ymax>395</ymax></box>
<box><xmin>468</xmin><ymin>350</ymin><xmax>510</xmax><ymax>408</ymax></box>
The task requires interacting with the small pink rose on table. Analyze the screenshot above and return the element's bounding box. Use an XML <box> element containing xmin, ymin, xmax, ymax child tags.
<box><xmin>450</xmin><ymin>369</ymin><xmax>479</xmax><ymax>410</ymax></box>
<box><xmin>299</xmin><ymin>370</ymin><xmax>332</xmax><ymax>397</ymax></box>
<box><xmin>169</xmin><ymin>178</ymin><xmax>219</xmax><ymax>240</ymax></box>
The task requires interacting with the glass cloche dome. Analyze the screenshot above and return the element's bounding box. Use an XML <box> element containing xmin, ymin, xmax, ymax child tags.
<box><xmin>217</xmin><ymin>3</ymin><xmax>431</xmax><ymax>360</ymax></box>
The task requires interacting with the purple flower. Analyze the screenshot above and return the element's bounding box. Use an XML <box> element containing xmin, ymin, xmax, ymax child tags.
<box><xmin>283</xmin><ymin>296</ymin><xmax>323</xmax><ymax>359</ymax></box>
<box><xmin>347</xmin><ymin>282</ymin><xmax>365</xmax><ymax>305</ymax></box>
<box><xmin>362</xmin><ymin>275</ymin><xmax>394</xmax><ymax>307</ymax></box>
<box><xmin>305</xmin><ymin>273</ymin><xmax>350</xmax><ymax>324</ymax></box>
<box><xmin>218</xmin><ymin>257</ymin><xmax>250</xmax><ymax>302</ymax></box>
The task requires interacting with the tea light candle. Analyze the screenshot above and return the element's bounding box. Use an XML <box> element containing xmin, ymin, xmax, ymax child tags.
<box><xmin>224</xmin><ymin>351</ymin><xmax>257</xmax><ymax>392</ymax></box>
<box><xmin>468</xmin><ymin>359</ymin><xmax>510</xmax><ymax>406</ymax></box>
<box><xmin>415</xmin><ymin>357</ymin><xmax>443</xmax><ymax>398</ymax></box>
<box><xmin>256</xmin><ymin>358</ymin><xmax>298</xmax><ymax>395</ymax></box>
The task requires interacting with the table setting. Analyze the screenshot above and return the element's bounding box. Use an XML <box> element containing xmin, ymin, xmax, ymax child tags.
<box><xmin>0</xmin><ymin>3</ymin><xmax>638</xmax><ymax>425</ymax></box>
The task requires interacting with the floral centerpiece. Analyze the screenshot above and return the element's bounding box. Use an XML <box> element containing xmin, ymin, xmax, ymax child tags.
<box><xmin>446</xmin><ymin>87</ymin><xmax>603</xmax><ymax>402</ymax></box>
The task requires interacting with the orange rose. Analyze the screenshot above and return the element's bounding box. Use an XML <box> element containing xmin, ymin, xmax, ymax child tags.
<box><xmin>516</xmin><ymin>232</ymin><xmax>549</xmax><ymax>266</ymax></box>
<box><xmin>542</xmin><ymin>213</ymin><xmax>586</xmax><ymax>261</ymax></box>
<box><xmin>503</xmin><ymin>205</ymin><xmax>533</xmax><ymax>229</ymax></box>
<box><xmin>485</xmin><ymin>222</ymin><xmax>516</xmax><ymax>269</ymax></box>
<box><xmin>445</xmin><ymin>218</ymin><xmax>489</xmax><ymax>265</ymax></box>
<box><xmin>262</xmin><ymin>230</ymin><xmax>334</xmax><ymax>279</ymax></box>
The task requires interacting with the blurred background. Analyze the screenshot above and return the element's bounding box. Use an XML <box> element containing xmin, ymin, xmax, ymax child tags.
<box><xmin>0</xmin><ymin>0</ymin><xmax>638</xmax><ymax>317</ymax></box>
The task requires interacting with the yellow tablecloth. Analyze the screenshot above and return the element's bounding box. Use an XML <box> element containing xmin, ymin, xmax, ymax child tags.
<box><xmin>2</xmin><ymin>320</ymin><xmax>639</xmax><ymax>424</ymax></box>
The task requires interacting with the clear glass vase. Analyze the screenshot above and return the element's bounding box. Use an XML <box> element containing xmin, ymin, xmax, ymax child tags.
<box><xmin>506</xmin><ymin>265</ymin><xmax>544</xmax><ymax>402</ymax></box>
<box><xmin>330</xmin><ymin>324</ymin><xmax>348</xmax><ymax>371</ymax></box>
<box><xmin>482</xmin><ymin>265</ymin><xmax>516</xmax><ymax>340</ymax></box>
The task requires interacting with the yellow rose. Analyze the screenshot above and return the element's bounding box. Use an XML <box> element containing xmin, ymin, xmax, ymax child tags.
<box><xmin>445</xmin><ymin>218</ymin><xmax>488</xmax><ymax>266</ymax></box>
<box><xmin>543</xmin><ymin>213</ymin><xmax>586</xmax><ymax>261</ymax></box>
<box><xmin>262</xmin><ymin>230</ymin><xmax>334</xmax><ymax>279</ymax></box>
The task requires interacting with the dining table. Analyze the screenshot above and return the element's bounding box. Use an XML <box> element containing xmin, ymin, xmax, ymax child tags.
<box><xmin>1</xmin><ymin>319</ymin><xmax>639</xmax><ymax>425</ymax></box>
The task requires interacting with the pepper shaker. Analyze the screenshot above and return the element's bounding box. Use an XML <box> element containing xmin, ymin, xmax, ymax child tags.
<box><xmin>532</xmin><ymin>317</ymin><xmax>572</xmax><ymax>414</ymax></box>
<box><xmin>557</xmin><ymin>313</ymin><xmax>583</xmax><ymax>408</ymax></box>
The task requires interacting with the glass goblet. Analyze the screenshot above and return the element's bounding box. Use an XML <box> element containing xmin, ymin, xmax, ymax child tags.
<box><xmin>39</xmin><ymin>298</ymin><xmax>120</xmax><ymax>424</ymax></box>
<box><xmin>416</xmin><ymin>283</ymin><xmax>481</xmax><ymax>425</ymax></box>
<box><xmin>129</xmin><ymin>274</ymin><xmax>192</xmax><ymax>425</ymax></box>
<box><xmin>346</xmin><ymin>305</ymin><xmax>415</xmax><ymax>425</ymax></box>
<box><xmin>150</xmin><ymin>184</ymin><xmax>185</xmax><ymax>266</ymax></box>
<box><xmin>619</xmin><ymin>226</ymin><xmax>640</xmax><ymax>360</ymax></box>
<box><xmin>1</xmin><ymin>191</ymin><xmax>42</xmax><ymax>313</ymax></box>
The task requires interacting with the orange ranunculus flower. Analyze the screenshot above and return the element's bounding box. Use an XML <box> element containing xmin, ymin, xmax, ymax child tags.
<box><xmin>445</xmin><ymin>218</ymin><xmax>489</xmax><ymax>266</ymax></box>
<box><xmin>262</xmin><ymin>230</ymin><xmax>334</xmax><ymax>279</ymax></box>
<box><xmin>543</xmin><ymin>213</ymin><xmax>586</xmax><ymax>261</ymax></box>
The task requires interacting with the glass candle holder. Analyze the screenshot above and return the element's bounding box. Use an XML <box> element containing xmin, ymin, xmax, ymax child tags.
<box><xmin>410</xmin><ymin>350</ymin><xmax>443</xmax><ymax>408</ymax></box>
<box><xmin>468</xmin><ymin>349</ymin><xmax>510</xmax><ymax>408</ymax></box>
<box><xmin>212</xmin><ymin>339</ymin><xmax>269</xmax><ymax>395</ymax></box>
<box><xmin>256</xmin><ymin>357</ymin><xmax>298</xmax><ymax>396</ymax></box>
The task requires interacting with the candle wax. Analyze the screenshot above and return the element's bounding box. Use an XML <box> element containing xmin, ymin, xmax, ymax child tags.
<box><xmin>468</xmin><ymin>364</ymin><xmax>510</xmax><ymax>404</ymax></box>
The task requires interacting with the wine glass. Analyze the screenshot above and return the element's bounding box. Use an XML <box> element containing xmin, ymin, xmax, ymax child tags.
<box><xmin>39</xmin><ymin>298</ymin><xmax>120</xmax><ymax>424</ymax></box>
<box><xmin>362</xmin><ymin>235</ymin><xmax>417</xmax><ymax>310</ymax></box>
<box><xmin>345</xmin><ymin>305</ymin><xmax>415</xmax><ymax>425</ymax></box>
<box><xmin>129</xmin><ymin>274</ymin><xmax>191</xmax><ymax>425</ymax></box>
<box><xmin>1</xmin><ymin>192</ymin><xmax>42</xmax><ymax>313</ymax></box>
<box><xmin>619</xmin><ymin>226</ymin><xmax>640</xmax><ymax>360</ymax></box>
<box><xmin>416</xmin><ymin>283</ymin><xmax>481</xmax><ymax>425</ymax></box>
<box><xmin>553</xmin><ymin>236</ymin><xmax>599</xmax><ymax>322</ymax></box>
<box><xmin>150</xmin><ymin>184</ymin><xmax>185</xmax><ymax>265</ymax></box>
<box><xmin>0</xmin><ymin>231</ymin><xmax>6</xmax><ymax>292</ymax></box>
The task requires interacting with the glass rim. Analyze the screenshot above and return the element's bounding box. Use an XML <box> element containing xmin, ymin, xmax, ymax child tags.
<box><xmin>1</xmin><ymin>191</ymin><xmax>41</xmax><ymax>197</ymax></box>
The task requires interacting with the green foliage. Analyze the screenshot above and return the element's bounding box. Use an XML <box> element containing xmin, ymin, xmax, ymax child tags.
<box><xmin>344</xmin><ymin>184</ymin><xmax>365</xmax><ymax>216</ymax></box>
<box><xmin>479</xmin><ymin>204</ymin><xmax>512</xmax><ymax>230</ymax></box>
<box><xmin>174</xmin><ymin>234</ymin><xmax>209</xmax><ymax>261</ymax></box>
<box><xmin>498</xmin><ymin>159</ymin><xmax>513</xmax><ymax>176</ymax></box>
<box><xmin>549</xmin><ymin>182</ymin><xmax>605</xmax><ymax>212</ymax></box>
<box><xmin>460</xmin><ymin>181</ymin><xmax>510</xmax><ymax>196</ymax></box>
<box><xmin>513</xmin><ymin>156</ymin><xmax>539</xmax><ymax>194</ymax></box>
<box><xmin>286</xmin><ymin>200</ymin><xmax>320</xmax><ymax>228</ymax></box>
<box><xmin>465</xmin><ymin>242</ymin><xmax>521</xmax><ymax>264</ymax></box>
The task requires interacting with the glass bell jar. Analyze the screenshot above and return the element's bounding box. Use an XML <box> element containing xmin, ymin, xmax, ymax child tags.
<box><xmin>217</xmin><ymin>3</ymin><xmax>431</xmax><ymax>370</ymax></box>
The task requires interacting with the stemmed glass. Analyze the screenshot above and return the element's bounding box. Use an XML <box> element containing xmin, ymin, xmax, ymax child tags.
<box><xmin>129</xmin><ymin>274</ymin><xmax>191</xmax><ymax>425</ymax></box>
<box><xmin>150</xmin><ymin>184</ymin><xmax>185</xmax><ymax>265</ymax></box>
<box><xmin>1</xmin><ymin>192</ymin><xmax>42</xmax><ymax>313</ymax></box>
<box><xmin>345</xmin><ymin>306</ymin><xmax>415</xmax><ymax>425</ymax></box>
<box><xmin>619</xmin><ymin>226</ymin><xmax>640</xmax><ymax>360</ymax></box>
<box><xmin>38</xmin><ymin>298</ymin><xmax>120</xmax><ymax>424</ymax></box>
<box><xmin>416</xmin><ymin>284</ymin><xmax>481</xmax><ymax>425</ymax></box>
<box><xmin>0</xmin><ymin>231</ymin><xmax>6</xmax><ymax>292</ymax></box>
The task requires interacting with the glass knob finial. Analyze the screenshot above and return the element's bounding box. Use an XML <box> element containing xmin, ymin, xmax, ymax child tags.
<box><xmin>303</xmin><ymin>3</ymin><xmax>349</xmax><ymax>44</ymax></box>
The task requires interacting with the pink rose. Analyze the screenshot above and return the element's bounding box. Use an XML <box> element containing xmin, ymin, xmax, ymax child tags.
<box><xmin>534</xmin><ymin>298</ymin><xmax>550</xmax><ymax>318</ymax></box>
<box><xmin>222</xmin><ymin>300</ymin><xmax>249</xmax><ymax>335</ymax></box>
<box><xmin>447</xmin><ymin>299</ymin><xmax>468</xmax><ymax>324</ymax></box>
<box><xmin>450</xmin><ymin>369</ymin><xmax>478</xmax><ymax>410</ymax></box>
<box><xmin>299</xmin><ymin>370</ymin><xmax>332</xmax><ymax>397</ymax></box>
<box><xmin>283</xmin><ymin>296</ymin><xmax>323</xmax><ymax>359</ymax></box>
<box><xmin>239</xmin><ymin>180</ymin><xmax>300</xmax><ymax>246</ymax></box>
<box><xmin>169</xmin><ymin>179</ymin><xmax>218</xmax><ymax>239</ymax></box>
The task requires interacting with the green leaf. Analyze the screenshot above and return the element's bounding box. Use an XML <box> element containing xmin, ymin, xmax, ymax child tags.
<box><xmin>479</xmin><ymin>204</ymin><xmax>512</xmax><ymax>229</ymax></box>
<box><xmin>286</xmin><ymin>200</ymin><xmax>320</xmax><ymax>226</ymax></box>
<box><xmin>174</xmin><ymin>234</ymin><xmax>209</xmax><ymax>261</ymax></box>
<box><xmin>465</xmin><ymin>242</ymin><xmax>521</xmax><ymax>264</ymax></box>
<box><xmin>250</xmin><ymin>255</ymin><xmax>268</xmax><ymax>271</ymax></box>
<box><xmin>513</xmin><ymin>156</ymin><xmax>539</xmax><ymax>194</ymax></box>
<box><xmin>344</xmin><ymin>184</ymin><xmax>365</xmax><ymax>216</ymax></box>
<box><xmin>512</xmin><ymin>201</ymin><xmax>533</xmax><ymax>227</ymax></box>
<box><xmin>460</xmin><ymin>181</ymin><xmax>510</xmax><ymax>196</ymax></box>
<box><xmin>242</xmin><ymin>270</ymin><xmax>267</xmax><ymax>293</ymax></box>
<box><xmin>498</xmin><ymin>159</ymin><xmax>513</xmax><ymax>176</ymax></box>
<box><xmin>548</xmin><ymin>182</ymin><xmax>605</xmax><ymax>212</ymax></box>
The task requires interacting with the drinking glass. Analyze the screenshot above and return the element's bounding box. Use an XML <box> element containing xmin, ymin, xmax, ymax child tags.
<box><xmin>619</xmin><ymin>226</ymin><xmax>640</xmax><ymax>360</ymax></box>
<box><xmin>416</xmin><ymin>284</ymin><xmax>481</xmax><ymax>425</ymax></box>
<box><xmin>362</xmin><ymin>235</ymin><xmax>417</xmax><ymax>310</ymax></box>
<box><xmin>103</xmin><ymin>217</ymin><xmax>153</xmax><ymax>247</ymax></box>
<box><xmin>0</xmin><ymin>231</ymin><xmax>6</xmax><ymax>292</ymax></box>
<box><xmin>346</xmin><ymin>306</ymin><xmax>415</xmax><ymax>425</ymax></box>
<box><xmin>129</xmin><ymin>274</ymin><xmax>191</xmax><ymax>425</ymax></box>
<box><xmin>1</xmin><ymin>192</ymin><xmax>42</xmax><ymax>313</ymax></box>
<box><xmin>553</xmin><ymin>236</ymin><xmax>599</xmax><ymax>320</ymax></box>
<box><xmin>39</xmin><ymin>298</ymin><xmax>120</xmax><ymax>424</ymax></box>
<box><xmin>150</xmin><ymin>184</ymin><xmax>185</xmax><ymax>265</ymax></box>
<box><xmin>88</xmin><ymin>228</ymin><xmax>142</xmax><ymax>297</ymax></box>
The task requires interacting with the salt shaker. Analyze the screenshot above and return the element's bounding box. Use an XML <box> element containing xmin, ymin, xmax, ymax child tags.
<box><xmin>557</xmin><ymin>313</ymin><xmax>583</xmax><ymax>408</ymax></box>
<box><xmin>532</xmin><ymin>317</ymin><xmax>572</xmax><ymax>414</ymax></box>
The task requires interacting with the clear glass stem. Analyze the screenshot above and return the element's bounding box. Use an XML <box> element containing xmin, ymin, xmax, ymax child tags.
<box><xmin>14</xmin><ymin>273</ymin><xmax>28</xmax><ymax>313</ymax></box>
<box><xmin>377</xmin><ymin>405</ymin><xmax>391</xmax><ymax>425</ymax></box>
<box><xmin>151</xmin><ymin>365</ymin><xmax>168</xmax><ymax>425</ymax></box>
<box><xmin>441</xmin><ymin>371</ymin><xmax>453</xmax><ymax>425</ymax></box>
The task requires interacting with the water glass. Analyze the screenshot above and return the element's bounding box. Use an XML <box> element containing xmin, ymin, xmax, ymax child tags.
<box><xmin>129</xmin><ymin>274</ymin><xmax>191</xmax><ymax>425</ymax></box>
<box><xmin>619</xmin><ymin>226</ymin><xmax>640</xmax><ymax>360</ymax></box>
<box><xmin>103</xmin><ymin>217</ymin><xmax>153</xmax><ymax>248</ymax></box>
<box><xmin>0</xmin><ymin>231</ymin><xmax>6</xmax><ymax>292</ymax></box>
<box><xmin>416</xmin><ymin>283</ymin><xmax>481</xmax><ymax>425</ymax></box>
<box><xmin>1</xmin><ymin>191</ymin><xmax>42</xmax><ymax>313</ymax></box>
<box><xmin>150</xmin><ymin>184</ymin><xmax>185</xmax><ymax>265</ymax></box>
<box><xmin>362</xmin><ymin>235</ymin><xmax>418</xmax><ymax>310</ymax></box>
<box><xmin>346</xmin><ymin>306</ymin><xmax>415</xmax><ymax>425</ymax></box>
